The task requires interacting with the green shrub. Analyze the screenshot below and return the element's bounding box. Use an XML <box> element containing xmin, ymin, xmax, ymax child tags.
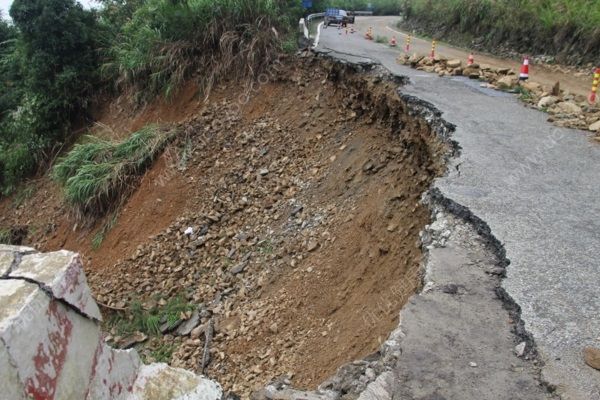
<box><xmin>53</xmin><ymin>125</ymin><xmax>176</xmax><ymax>217</ymax></box>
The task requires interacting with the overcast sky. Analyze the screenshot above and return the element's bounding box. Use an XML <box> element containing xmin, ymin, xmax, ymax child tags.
<box><xmin>1</xmin><ymin>0</ymin><xmax>98</xmax><ymax>18</ymax></box>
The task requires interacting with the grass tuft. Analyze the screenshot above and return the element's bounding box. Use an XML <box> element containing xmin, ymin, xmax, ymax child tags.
<box><xmin>108</xmin><ymin>296</ymin><xmax>195</xmax><ymax>337</ymax></box>
<box><xmin>53</xmin><ymin>125</ymin><xmax>176</xmax><ymax>217</ymax></box>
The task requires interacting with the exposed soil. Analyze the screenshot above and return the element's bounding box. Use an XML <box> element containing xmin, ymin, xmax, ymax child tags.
<box><xmin>0</xmin><ymin>55</ymin><xmax>449</xmax><ymax>397</ymax></box>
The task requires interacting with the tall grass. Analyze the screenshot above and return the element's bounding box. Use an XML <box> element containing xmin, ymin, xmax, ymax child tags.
<box><xmin>400</xmin><ymin>0</ymin><xmax>600</xmax><ymax>64</ymax></box>
<box><xmin>53</xmin><ymin>125</ymin><xmax>175</xmax><ymax>217</ymax></box>
<box><xmin>103</xmin><ymin>0</ymin><xmax>301</xmax><ymax>101</ymax></box>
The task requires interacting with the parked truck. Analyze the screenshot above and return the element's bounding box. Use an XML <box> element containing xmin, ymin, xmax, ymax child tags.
<box><xmin>324</xmin><ymin>8</ymin><xmax>355</xmax><ymax>27</ymax></box>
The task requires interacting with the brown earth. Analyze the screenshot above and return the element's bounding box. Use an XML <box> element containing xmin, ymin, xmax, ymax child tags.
<box><xmin>0</xmin><ymin>56</ymin><xmax>449</xmax><ymax>397</ymax></box>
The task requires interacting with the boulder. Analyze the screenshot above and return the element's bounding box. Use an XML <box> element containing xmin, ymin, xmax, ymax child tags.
<box><xmin>520</xmin><ymin>81</ymin><xmax>543</xmax><ymax>94</ymax></box>
<box><xmin>554</xmin><ymin>101</ymin><xmax>583</xmax><ymax>115</ymax></box>
<box><xmin>497</xmin><ymin>75</ymin><xmax>517</xmax><ymax>89</ymax></box>
<box><xmin>446</xmin><ymin>59</ymin><xmax>462</xmax><ymax>68</ymax></box>
<box><xmin>538</xmin><ymin>96</ymin><xmax>559</xmax><ymax>108</ymax></box>
<box><xmin>589</xmin><ymin>120</ymin><xmax>600</xmax><ymax>132</ymax></box>
<box><xmin>583</xmin><ymin>347</ymin><xmax>600</xmax><ymax>371</ymax></box>
<box><xmin>462</xmin><ymin>66</ymin><xmax>480</xmax><ymax>79</ymax></box>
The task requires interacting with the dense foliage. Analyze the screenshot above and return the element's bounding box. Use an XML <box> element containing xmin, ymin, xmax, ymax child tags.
<box><xmin>0</xmin><ymin>0</ymin><xmax>302</xmax><ymax>196</ymax></box>
<box><xmin>0</xmin><ymin>0</ymin><xmax>100</xmax><ymax>194</ymax></box>
<box><xmin>400</xmin><ymin>0</ymin><xmax>600</xmax><ymax>64</ymax></box>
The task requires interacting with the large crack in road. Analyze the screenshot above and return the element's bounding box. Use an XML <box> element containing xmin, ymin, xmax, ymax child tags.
<box><xmin>313</xmin><ymin>16</ymin><xmax>600</xmax><ymax>400</ymax></box>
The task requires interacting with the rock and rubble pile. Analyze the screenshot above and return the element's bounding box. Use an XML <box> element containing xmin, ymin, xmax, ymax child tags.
<box><xmin>87</xmin><ymin>57</ymin><xmax>450</xmax><ymax>398</ymax></box>
<box><xmin>396</xmin><ymin>54</ymin><xmax>600</xmax><ymax>137</ymax></box>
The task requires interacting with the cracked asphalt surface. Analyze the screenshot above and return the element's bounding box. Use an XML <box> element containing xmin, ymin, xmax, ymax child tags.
<box><xmin>318</xmin><ymin>17</ymin><xmax>600</xmax><ymax>400</ymax></box>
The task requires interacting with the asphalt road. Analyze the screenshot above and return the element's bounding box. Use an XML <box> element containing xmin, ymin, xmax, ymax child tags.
<box><xmin>318</xmin><ymin>16</ymin><xmax>600</xmax><ymax>400</ymax></box>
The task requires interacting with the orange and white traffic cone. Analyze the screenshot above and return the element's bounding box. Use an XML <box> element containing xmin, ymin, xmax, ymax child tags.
<box><xmin>467</xmin><ymin>53</ymin><xmax>474</xmax><ymax>66</ymax></box>
<box><xmin>519</xmin><ymin>56</ymin><xmax>530</xmax><ymax>81</ymax></box>
<box><xmin>588</xmin><ymin>67</ymin><xmax>600</xmax><ymax>104</ymax></box>
<box><xmin>389</xmin><ymin>36</ymin><xmax>397</xmax><ymax>47</ymax></box>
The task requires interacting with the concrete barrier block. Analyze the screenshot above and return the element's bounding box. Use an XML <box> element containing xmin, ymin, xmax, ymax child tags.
<box><xmin>130</xmin><ymin>363</ymin><xmax>222</xmax><ymax>400</ymax></box>
<box><xmin>0</xmin><ymin>280</ymin><xmax>101</xmax><ymax>399</ymax></box>
<box><xmin>86</xmin><ymin>342</ymin><xmax>141</xmax><ymax>400</ymax></box>
<box><xmin>9</xmin><ymin>250</ymin><xmax>102</xmax><ymax>321</ymax></box>
<box><xmin>0</xmin><ymin>279</ymin><xmax>39</xmax><ymax>327</ymax></box>
<box><xmin>0</xmin><ymin>245</ymin><xmax>36</xmax><ymax>276</ymax></box>
<box><xmin>0</xmin><ymin>338</ymin><xmax>28</xmax><ymax>400</ymax></box>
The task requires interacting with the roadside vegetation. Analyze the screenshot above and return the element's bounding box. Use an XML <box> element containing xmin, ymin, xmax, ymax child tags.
<box><xmin>0</xmin><ymin>0</ymin><xmax>303</xmax><ymax>205</ymax></box>
<box><xmin>400</xmin><ymin>0</ymin><xmax>600</xmax><ymax>65</ymax></box>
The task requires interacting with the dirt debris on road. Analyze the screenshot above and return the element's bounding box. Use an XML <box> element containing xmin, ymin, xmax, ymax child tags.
<box><xmin>396</xmin><ymin>52</ymin><xmax>600</xmax><ymax>137</ymax></box>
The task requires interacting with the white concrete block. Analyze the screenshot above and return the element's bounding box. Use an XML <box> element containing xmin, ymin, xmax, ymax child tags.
<box><xmin>86</xmin><ymin>342</ymin><xmax>141</xmax><ymax>400</ymax></box>
<box><xmin>0</xmin><ymin>333</ymin><xmax>28</xmax><ymax>399</ymax></box>
<box><xmin>10</xmin><ymin>250</ymin><xmax>102</xmax><ymax>321</ymax></box>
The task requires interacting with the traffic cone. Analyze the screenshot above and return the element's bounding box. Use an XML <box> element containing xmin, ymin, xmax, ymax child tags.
<box><xmin>389</xmin><ymin>36</ymin><xmax>397</xmax><ymax>47</ymax></box>
<box><xmin>519</xmin><ymin>56</ymin><xmax>530</xmax><ymax>81</ymax></box>
<box><xmin>467</xmin><ymin>53</ymin><xmax>474</xmax><ymax>66</ymax></box>
<box><xmin>430</xmin><ymin>39</ymin><xmax>437</xmax><ymax>59</ymax></box>
<box><xmin>404</xmin><ymin>34</ymin><xmax>411</xmax><ymax>54</ymax></box>
<box><xmin>588</xmin><ymin>67</ymin><xmax>600</xmax><ymax>104</ymax></box>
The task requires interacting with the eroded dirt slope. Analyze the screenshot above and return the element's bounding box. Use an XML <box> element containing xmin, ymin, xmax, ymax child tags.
<box><xmin>0</xmin><ymin>56</ymin><xmax>450</xmax><ymax>397</ymax></box>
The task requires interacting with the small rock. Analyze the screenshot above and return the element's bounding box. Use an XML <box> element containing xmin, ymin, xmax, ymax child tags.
<box><xmin>259</xmin><ymin>168</ymin><xmax>269</xmax><ymax>176</ymax></box>
<box><xmin>446</xmin><ymin>59</ymin><xmax>461</xmax><ymax>68</ymax></box>
<box><xmin>469</xmin><ymin>362</ymin><xmax>478</xmax><ymax>368</ymax></box>
<box><xmin>520</xmin><ymin>81</ymin><xmax>542</xmax><ymax>93</ymax></box>
<box><xmin>306</xmin><ymin>241</ymin><xmax>319</xmax><ymax>252</ymax></box>
<box><xmin>386</xmin><ymin>223</ymin><xmax>397</xmax><ymax>232</ymax></box>
<box><xmin>269</xmin><ymin>323</ymin><xmax>279</xmax><ymax>334</ymax></box>
<box><xmin>515</xmin><ymin>342</ymin><xmax>526</xmax><ymax>357</ymax></box>
<box><xmin>291</xmin><ymin>205</ymin><xmax>304</xmax><ymax>217</ymax></box>
<box><xmin>230</xmin><ymin>261</ymin><xmax>248</xmax><ymax>275</ymax></box>
<box><xmin>589</xmin><ymin>120</ymin><xmax>600</xmax><ymax>132</ymax></box>
<box><xmin>119</xmin><ymin>331</ymin><xmax>147</xmax><ymax>349</ymax></box>
<box><xmin>176</xmin><ymin>310</ymin><xmax>201</xmax><ymax>336</ymax></box>
<box><xmin>551</xmin><ymin>81</ymin><xmax>560</xmax><ymax>96</ymax></box>
<box><xmin>538</xmin><ymin>96</ymin><xmax>559</xmax><ymax>108</ymax></box>
<box><xmin>583</xmin><ymin>347</ymin><xmax>600</xmax><ymax>370</ymax></box>
<box><xmin>497</xmin><ymin>76</ymin><xmax>517</xmax><ymax>89</ymax></box>
<box><xmin>555</xmin><ymin>101</ymin><xmax>582</xmax><ymax>115</ymax></box>
<box><xmin>190</xmin><ymin>323</ymin><xmax>208</xmax><ymax>339</ymax></box>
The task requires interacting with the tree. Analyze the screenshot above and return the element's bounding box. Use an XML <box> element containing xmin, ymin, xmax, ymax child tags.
<box><xmin>9</xmin><ymin>0</ymin><xmax>100</xmax><ymax>134</ymax></box>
